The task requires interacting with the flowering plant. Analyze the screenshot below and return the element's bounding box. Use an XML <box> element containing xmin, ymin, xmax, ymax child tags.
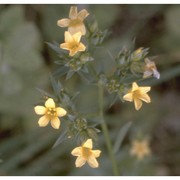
<box><xmin>34</xmin><ymin>5</ymin><xmax>160</xmax><ymax>175</ymax></box>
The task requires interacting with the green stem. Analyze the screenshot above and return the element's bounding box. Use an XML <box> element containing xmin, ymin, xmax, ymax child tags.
<box><xmin>87</xmin><ymin>63</ymin><xmax>98</xmax><ymax>80</ymax></box>
<box><xmin>98</xmin><ymin>82</ymin><xmax>119</xmax><ymax>176</ymax></box>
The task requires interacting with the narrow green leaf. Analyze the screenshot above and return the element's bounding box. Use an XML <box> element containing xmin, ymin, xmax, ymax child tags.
<box><xmin>0</xmin><ymin>130</ymin><xmax>56</xmax><ymax>172</ymax></box>
<box><xmin>113</xmin><ymin>121</ymin><xmax>132</xmax><ymax>154</ymax></box>
<box><xmin>12</xmin><ymin>142</ymin><xmax>68</xmax><ymax>175</ymax></box>
<box><xmin>36</xmin><ymin>88</ymin><xmax>54</xmax><ymax>98</ymax></box>
<box><xmin>77</xmin><ymin>71</ymin><xmax>96</xmax><ymax>83</ymax></box>
<box><xmin>108</xmin><ymin>93</ymin><xmax>119</xmax><ymax>108</ymax></box>
<box><xmin>53</xmin><ymin>66</ymin><xmax>69</xmax><ymax>78</ymax></box>
<box><xmin>52</xmin><ymin>130</ymin><xmax>67</xmax><ymax>148</ymax></box>
<box><xmin>46</xmin><ymin>41</ymin><xmax>62</xmax><ymax>54</ymax></box>
<box><xmin>71</xmin><ymin>92</ymin><xmax>80</xmax><ymax>102</ymax></box>
<box><xmin>49</xmin><ymin>74</ymin><xmax>61</xmax><ymax>97</ymax></box>
<box><xmin>66</xmin><ymin>70</ymin><xmax>75</xmax><ymax>80</ymax></box>
<box><xmin>0</xmin><ymin>128</ymin><xmax>43</xmax><ymax>157</ymax></box>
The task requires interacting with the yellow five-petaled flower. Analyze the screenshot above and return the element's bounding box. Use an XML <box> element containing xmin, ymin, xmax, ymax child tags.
<box><xmin>60</xmin><ymin>31</ymin><xmax>86</xmax><ymax>56</ymax></box>
<box><xmin>130</xmin><ymin>139</ymin><xmax>151</xmax><ymax>160</ymax></box>
<box><xmin>123</xmin><ymin>82</ymin><xmax>151</xmax><ymax>110</ymax></box>
<box><xmin>71</xmin><ymin>139</ymin><xmax>101</xmax><ymax>168</ymax></box>
<box><xmin>34</xmin><ymin>98</ymin><xmax>67</xmax><ymax>129</ymax></box>
<box><xmin>57</xmin><ymin>6</ymin><xmax>89</xmax><ymax>35</ymax></box>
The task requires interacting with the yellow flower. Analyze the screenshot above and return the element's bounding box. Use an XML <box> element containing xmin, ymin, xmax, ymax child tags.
<box><xmin>130</xmin><ymin>139</ymin><xmax>151</xmax><ymax>160</ymax></box>
<box><xmin>57</xmin><ymin>6</ymin><xmax>89</xmax><ymax>35</ymax></box>
<box><xmin>34</xmin><ymin>98</ymin><xmax>67</xmax><ymax>129</ymax></box>
<box><xmin>60</xmin><ymin>31</ymin><xmax>86</xmax><ymax>56</ymax></box>
<box><xmin>123</xmin><ymin>82</ymin><xmax>151</xmax><ymax>110</ymax></box>
<box><xmin>143</xmin><ymin>58</ymin><xmax>160</xmax><ymax>79</ymax></box>
<box><xmin>71</xmin><ymin>139</ymin><xmax>101</xmax><ymax>168</ymax></box>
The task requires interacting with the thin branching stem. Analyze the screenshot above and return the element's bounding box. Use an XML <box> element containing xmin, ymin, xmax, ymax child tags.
<box><xmin>98</xmin><ymin>82</ymin><xmax>119</xmax><ymax>176</ymax></box>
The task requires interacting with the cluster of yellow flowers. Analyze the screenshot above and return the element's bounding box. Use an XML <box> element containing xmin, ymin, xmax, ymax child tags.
<box><xmin>34</xmin><ymin>98</ymin><xmax>101</xmax><ymax>168</ymax></box>
<box><xmin>122</xmin><ymin>48</ymin><xmax>155</xmax><ymax>158</ymax></box>
<box><xmin>33</xmin><ymin>6</ymin><xmax>159</xmax><ymax>170</ymax></box>
<box><xmin>123</xmin><ymin>50</ymin><xmax>160</xmax><ymax>111</ymax></box>
<box><xmin>58</xmin><ymin>6</ymin><xmax>89</xmax><ymax>56</ymax></box>
<box><xmin>57</xmin><ymin>6</ymin><xmax>159</xmax><ymax>113</ymax></box>
<box><xmin>34</xmin><ymin>6</ymin><xmax>101</xmax><ymax>169</ymax></box>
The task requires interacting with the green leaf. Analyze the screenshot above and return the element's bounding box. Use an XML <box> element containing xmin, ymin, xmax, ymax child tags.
<box><xmin>87</xmin><ymin>127</ymin><xmax>100</xmax><ymax>142</ymax></box>
<box><xmin>46</xmin><ymin>41</ymin><xmax>63</xmax><ymax>55</ymax></box>
<box><xmin>66</xmin><ymin>70</ymin><xmax>75</xmax><ymax>80</ymax></box>
<box><xmin>113</xmin><ymin>121</ymin><xmax>132</xmax><ymax>154</ymax></box>
<box><xmin>12</xmin><ymin>142</ymin><xmax>69</xmax><ymax>175</ymax></box>
<box><xmin>49</xmin><ymin>74</ymin><xmax>61</xmax><ymax>97</ymax></box>
<box><xmin>71</xmin><ymin>91</ymin><xmax>80</xmax><ymax>102</ymax></box>
<box><xmin>53</xmin><ymin>66</ymin><xmax>69</xmax><ymax>78</ymax></box>
<box><xmin>77</xmin><ymin>71</ymin><xmax>96</xmax><ymax>84</ymax></box>
<box><xmin>0</xmin><ymin>129</ymin><xmax>57</xmax><ymax>172</ymax></box>
<box><xmin>52</xmin><ymin>130</ymin><xmax>67</xmax><ymax>148</ymax></box>
<box><xmin>108</xmin><ymin>93</ymin><xmax>119</xmax><ymax>108</ymax></box>
<box><xmin>36</xmin><ymin>88</ymin><xmax>54</xmax><ymax>99</ymax></box>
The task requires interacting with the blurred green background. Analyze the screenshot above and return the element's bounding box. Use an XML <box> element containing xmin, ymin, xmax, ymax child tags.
<box><xmin>0</xmin><ymin>4</ymin><xmax>180</xmax><ymax>176</ymax></box>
